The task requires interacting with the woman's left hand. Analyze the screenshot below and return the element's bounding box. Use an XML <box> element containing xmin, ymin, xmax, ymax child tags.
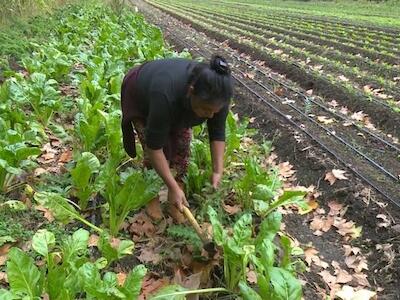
<box><xmin>211</xmin><ymin>172</ymin><xmax>222</xmax><ymax>189</ymax></box>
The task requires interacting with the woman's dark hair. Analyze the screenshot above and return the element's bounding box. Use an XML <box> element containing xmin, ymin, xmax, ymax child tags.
<box><xmin>188</xmin><ymin>55</ymin><xmax>233</xmax><ymax>104</ymax></box>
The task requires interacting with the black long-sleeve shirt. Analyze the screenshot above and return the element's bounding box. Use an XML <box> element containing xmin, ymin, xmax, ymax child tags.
<box><xmin>121</xmin><ymin>58</ymin><xmax>229</xmax><ymax>156</ymax></box>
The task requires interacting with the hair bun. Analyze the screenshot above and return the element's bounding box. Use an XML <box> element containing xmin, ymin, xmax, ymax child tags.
<box><xmin>210</xmin><ymin>55</ymin><xmax>230</xmax><ymax>75</ymax></box>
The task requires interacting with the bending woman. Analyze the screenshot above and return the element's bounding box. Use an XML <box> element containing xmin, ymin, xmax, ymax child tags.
<box><xmin>121</xmin><ymin>55</ymin><xmax>233</xmax><ymax>212</ymax></box>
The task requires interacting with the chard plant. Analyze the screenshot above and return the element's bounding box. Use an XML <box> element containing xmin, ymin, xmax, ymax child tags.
<box><xmin>70</xmin><ymin>152</ymin><xmax>101</xmax><ymax>210</ymax></box>
<box><xmin>208</xmin><ymin>207</ymin><xmax>304</xmax><ymax>299</ymax></box>
<box><xmin>100</xmin><ymin>167</ymin><xmax>162</xmax><ymax>236</ymax></box>
<box><xmin>0</xmin><ymin>228</ymin><xmax>147</xmax><ymax>299</ymax></box>
<box><xmin>0</xmin><ymin>126</ymin><xmax>41</xmax><ymax>193</ymax></box>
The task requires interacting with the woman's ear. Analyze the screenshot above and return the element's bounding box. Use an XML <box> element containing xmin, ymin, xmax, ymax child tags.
<box><xmin>187</xmin><ymin>85</ymin><xmax>194</xmax><ymax>96</ymax></box>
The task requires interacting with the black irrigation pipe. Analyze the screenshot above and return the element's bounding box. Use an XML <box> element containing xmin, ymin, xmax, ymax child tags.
<box><xmin>163</xmin><ymin>30</ymin><xmax>400</xmax><ymax>207</ymax></box>
<box><xmin>156</xmin><ymin>1</ymin><xmax>398</xmax><ymax>112</ymax></box>
<box><xmin>231</xmin><ymin>53</ymin><xmax>400</xmax><ymax>153</ymax></box>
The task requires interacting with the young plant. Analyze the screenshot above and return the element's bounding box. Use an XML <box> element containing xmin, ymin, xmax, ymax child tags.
<box><xmin>100</xmin><ymin>168</ymin><xmax>162</xmax><ymax>236</ymax></box>
<box><xmin>0</xmin><ymin>127</ymin><xmax>41</xmax><ymax>193</ymax></box>
<box><xmin>0</xmin><ymin>228</ymin><xmax>147</xmax><ymax>299</ymax></box>
<box><xmin>70</xmin><ymin>152</ymin><xmax>101</xmax><ymax>210</ymax></box>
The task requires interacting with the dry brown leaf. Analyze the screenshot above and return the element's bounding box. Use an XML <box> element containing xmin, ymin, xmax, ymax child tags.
<box><xmin>274</xmin><ymin>87</ymin><xmax>285</xmax><ymax>96</ymax></box>
<box><xmin>328</xmin><ymin>201</ymin><xmax>344</xmax><ymax>216</ymax></box>
<box><xmin>35</xmin><ymin>205</ymin><xmax>55</xmax><ymax>222</ymax></box>
<box><xmin>129</xmin><ymin>212</ymin><xmax>156</xmax><ymax>240</ymax></box>
<box><xmin>376</xmin><ymin>214</ymin><xmax>391</xmax><ymax>228</ymax></box>
<box><xmin>117</xmin><ymin>272</ymin><xmax>127</xmax><ymax>286</ymax></box>
<box><xmin>334</xmin><ymin>219</ymin><xmax>362</xmax><ymax>240</ymax></box>
<box><xmin>336</xmin><ymin>285</ymin><xmax>376</xmax><ymax>300</ymax></box>
<box><xmin>146</xmin><ymin>197</ymin><xmax>163</xmax><ymax>221</ymax></box>
<box><xmin>278</xmin><ymin>161</ymin><xmax>296</xmax><ymax>179</ymax></box>
<box><xmin>34</xmin><ymin>168</ymin><xmax>47</xmax><ymax>176</ymax></box>
<box><xmin>327</xmin><ymin>100</ymin><xmax>339</xmax><ymax>107</ymax></box>
<box><xmin>350</xmin><ymin>111</ymin><xmax>367</xmax><ymax>122</ymax></box>
<box><xmin>173</xmin><ymin>269</ymin><xmax>201</xmax><ymax>290</ymax></box>
<box><xmin>88</xmin><ymin>234</ymin><xmax>99</xmax><ymax>247</ymax></box>
<box><xmin>246</xmin><ymin>269</ymin><xmax>257</xmax><ymax>284</ymax></box>
<box><xmin>343</xmin><ymin>245</ymin><xmax>361</xmax><ymax>257</ymax></box>
<box><xmin>59</xmin><ymin>149</ymin><xmax>73</xmax><ymax>163</ymax></box>
<box><xmin>310</xmin><ymin>215</ymin><xmax>334</xmax><ymax>234</ymax></box>
<box><xmin>244</xmin><ymin>72</ymin><xmax>255</xmax><ymax>79</ymax></box>
<box><xmin>304</xmin><ymin>247</ymin><xmax>329</xmax><ymax>269</ymax></box>
<box><xmin>140</xmin><ymin>276</ymin><xmax>170</xmax><ymax>300</ymax></box>
<box><xmin>0</xmin><ymin>271</ymin><xmax>8</xmax><ymax>283</ymax></box>
<box><xmin>325</xmin><ymin>169</ymin><xmax>348</xmax><ymax>185</ymax></box>
<box><xmin>345</xmin><ymin>255</ymin><xmax>368</xmax><ymax>273</ymax></box>
<box><xmin>223</xmin><ymin>203</ymin><xmax>241</xmax><ymax>215</ymax></box>
<box><xmin>317</xmin><ymin>116</ymin><xmax>335</xmax><ymax>125</ymax></box>
<box><xmin>137</xmin><ymin>247</ymin><xmax>162</xmax><ymax>265</ymax></box>
<box><xmin>352</xmin><ymin>272</ymin><xmax>370</xmax><ymax>287</ymax></box>
<box><xmin>338</xmin><ymin>75</ymin><xmax>349</xmax><ymax>82</ymax></box>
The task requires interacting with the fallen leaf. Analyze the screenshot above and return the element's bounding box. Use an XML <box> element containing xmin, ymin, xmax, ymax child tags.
<box><xmin>278</xmin><ymin>161</ymin><xmax>296</xmax><ymax>179</ymax></box>
<box><xmin>59</xmin><ymin>149</ymin><xmax>72</xmax><ymax>163</ymax></box>
<box><xmin>327</xmin><ymin>100</ymin><xmax>339</xmax><ymax>107</ymax></box>
<box><xmin>246</xmin><ymin>269</ymin><xmax>257</xmax><ymax>284</ymax></box>
<box><xmin>325</xmin><ymin>169</ymin><xmax>348</xmax><ymax>185</ymax></box>
<box><xmin>338</xmin><ymin>75</ymin><xmax>349</xmax><ymax>82</ymax></box>
<box><xmin>88</xmin><ymin>234</ymin><xmax>99</xmax><ymax>247</ymax></box>
<box><xmin>310</xmin><ymin>215</ymin><xmax>334</xmax><ymax>234</ymax></box>
<box><xmin>336</xmin><ymin>285</ymin><xmax>376</xmax><ymax>300</ymax></box>
<box><xmin>117</xmin><ymin>272</ymin><xmax>127</xmax><ymax>286</ymax></box>
<box><xmin>174</xmin><ymin>269</ymin><xmax>201</xmax><ymax>290</ymax></box>
<box><xmin>0</xmin><ymin>271</ymin><xmax>7</xmax><ymax>283</ymax></box>
<box><xmin>146</xmin><ymin>197</ymin><xmax>163</xmax><ymax>221</ymax></box>
<box><xmin>306</xmin><ymin>89</ymin><xmax>313</xmax><ymax>95</ymax></box>
<box><xmin>345</xmin><ymin>255</ymin><xmax>368</xmax><ymax>273</ymax></box>
<box><xmin>129</xmin><ymin>212</ymin><xmax>156</xmax><ymax>240</ymax></box>
<box><xmin>223</xmin><ymin>203</ymin><xmax>241</xmax><ymax>215</ymax></box>
<box><xmin>350</xmin><ymin>111</ymin><xmax>367</xmax><ymax>122</ymax></box>
<box><xmin>343</xmin><ymin>245</ymin><xmax>361</xmax><ymax>257</ymax></box>
<box><xmin>334</xmin><ymin>219</ymin><xmax>362</xmax><ymax>240</ymax></box>
<box><xmin>34</xmin><ymin>168</ymin><xmax>47</xmax><ymax>176</ymax></box>
<box><xmin>137</xmin><ymin>247</ymin><xmax>162</xmax><ymax>265</ymax></box>
<box><xmin>376</xmin><ymin>214</ymin><xmax>391</xmax><ymax>228</ymax></box>
<box><xmin>352</xmin><ymin>272</ymin><xmax>370</xmax><ymax>287</ymax></box>
<box><xmin>328</xmin><ymin>201</ymin><xmax>344</xmax><ymax>216</ymax></box>
<box><xmin>35</xmin><ymin>205</ymin><xmax>55</xmax><ymax>222</ymax></box>
<box><xmin>304</xmin><ymin>247</ymin><xmax>329</xmax><ymax>269</ymax></box>
<box><xmin>317</xmin><ymin>116</ymin><xmax>335</xmax><ymax>125</ymax></box>
<box><xmin>274</xmin><ymin>87</ymin><xmax>285</xmax><ymax>96</ymax></box>
<box><xmin>140</xmin><ymin>276</ymin><xmax>170</xmax><ymax>299</ymax></box>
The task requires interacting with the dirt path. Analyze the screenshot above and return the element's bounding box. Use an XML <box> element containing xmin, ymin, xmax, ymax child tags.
<box><xmin>131</xmin><ymin>1</ymin><xmax>400</xmax><ymax>298</ymax></box>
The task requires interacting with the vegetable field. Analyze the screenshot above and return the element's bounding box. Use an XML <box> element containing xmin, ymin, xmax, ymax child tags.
<box><xmin>0</xmin><ymin>0</ymin><xmax>399</xmax><ymax>299</ymax></box>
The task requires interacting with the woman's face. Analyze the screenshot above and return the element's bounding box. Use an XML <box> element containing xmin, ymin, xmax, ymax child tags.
<box><xmin>190</xmin><ymin>96</ymin><xmax>223</xmax><ymax>119</ymax></box>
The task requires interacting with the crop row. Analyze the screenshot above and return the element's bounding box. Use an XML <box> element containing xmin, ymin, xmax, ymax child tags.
<box><xmin>174</xmin><ymin>1</ymin><xmax>400</xmax><ymax>61</ymax></box>
<box><xmin>153</xmin><ymin>1</ymin><xmax>400</xmax><ymax>106</ymax></box>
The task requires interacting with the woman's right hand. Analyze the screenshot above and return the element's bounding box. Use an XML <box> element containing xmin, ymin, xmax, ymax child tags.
<box><xmin>168</xmin><ymin>186</ymin><xmax>189</xmax><ymax>211</ymax></box>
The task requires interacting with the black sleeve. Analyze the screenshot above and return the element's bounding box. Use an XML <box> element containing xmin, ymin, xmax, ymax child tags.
<box><xmin>207</xmin><ymin>104</ymin><xmax>229</xmax><ymax>142</ymax></box>
<box><xmin>145</xmin><ymin>92</ymin><xmax>171</xmax><ymax>150</ymax></box>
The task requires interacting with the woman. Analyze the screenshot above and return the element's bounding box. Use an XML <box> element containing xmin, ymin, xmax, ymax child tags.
<box><xmin>121</xmin><ymin>55</ymin><xmax>233</xmax><ymax>213</ymax></box>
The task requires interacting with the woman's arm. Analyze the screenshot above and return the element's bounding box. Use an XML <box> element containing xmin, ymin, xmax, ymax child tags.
<box><xmin>210</xmin><ymin>140</ymin><xmax>225</xmax><ymax>188</ymax></box>
<box><xmin>146</xmin><ymin>148</ymin><xmax>188</xmax><ymax>210</ymax></box>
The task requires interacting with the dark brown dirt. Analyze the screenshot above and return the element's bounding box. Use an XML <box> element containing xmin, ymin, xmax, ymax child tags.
<box><xmin>148</xmin><ymin>2</ymin><xmax>400</xmax><ymax>140</ymax></box>
<box><xmin>132</xmin><ymin>0</ymin><xmax>400</xmax><ymax>298</ymax></box>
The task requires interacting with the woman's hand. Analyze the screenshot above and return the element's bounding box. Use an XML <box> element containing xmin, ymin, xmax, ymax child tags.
<box><xmin>168</xmin><ymin>186</ymin><xmax>189</xmax><ymax>211</ymax></box>
<box><xmin>211</xmin><ymin>172</ymin><xmax>222</xmax><ymax>189</ymax></box>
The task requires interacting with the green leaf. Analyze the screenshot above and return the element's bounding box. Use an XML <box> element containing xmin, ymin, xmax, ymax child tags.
<box><xmin>7</xmin><ymin>248</ymin><xmax>42</xmax><ymax>298</ymax></box>
<box><xmin>253</xmin><ymin>200</ymin><xmax>269</xmax><ymax>218</ymax></box>
<box><xmin>0</xmin><ymin>289</ymin><xmax>17</xmax><ymax>299</ymax></box>
<box><xmin>256</xmin><ymin>211</ymin><xmax>282</xmax><ymax>244</ymax></box>
<box><xmin>120</xmin><ymin>265</ymin><xmax>147</xmax><ymax>299</ymax></box>
<box><xmin>0</xmin><ymin>200</ymin><xmax>26</xmax><ymax>211</ymax></box>
<box><xmin>207</xmin><ymin>206</ymin><xmax>226</xmax><ymax>246</ymax></box>
<box><xmin>233</xmin><ymin>213</ymin><xmax>252</xmax><ymax>246</ymax></box>
<box><xmin>238</xmin><ymin>281</ymin><xmax>262</xmax><ymax>300</ymax></box>
<box><xmin>149</xmin><ymin>285</ymin><xmax>187</xmax><ymax>300</ymax></box>
<box><xmin>34</xmin><ymin>191</ymin><xmax>102</xmax><ymax>233</ymax></box>
<box><xmin>71</xmin><ymin>152</ymin><xmax>100</xmax><ymax>209</ymax></box>
<box><xmin>32</xmin><ymin>229</ymin><xmax>55</xmax><ymax>257</ymax></box>
<box><xmin>269</xmin><ymin>191</ymin><xmax>307</xmax><ymax>212</ymax></box>
<box><xmin>269</xmin><ymin>267</ymin><xmax>302</xmax><ymax>300</ymax></box>
<box><xmin>61</xmin><ymin>228</ymin><xmax>90</xmax><ymax>267</ymax></box>
<box><xmin>253</xmin><ymin>184</ymin><xmax>275</xmax><ymax>201</ymax></box>
<box><xmin>98</xmin><ymin>234</ymin><xmax>134</xmax><ymax>266</ymax></box>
